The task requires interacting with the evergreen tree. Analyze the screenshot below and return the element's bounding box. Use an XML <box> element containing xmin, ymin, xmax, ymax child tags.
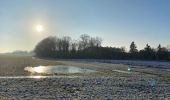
<box><xmin>157</xmin><ymin>44</ymin><xmax>169</xmax><ymax>60</ymax></box>
<box><xmin>157</xmin><ymin>44</ymin><xmax>162</xmax><ymax>60</ymax></box>
<box><xmin>129</xmin><ymin>41</ymin><xmax>138</xmax><ymax>53</ymax></box>
<box><xmin>143</xmin><ymin>44</ymin><xmax>156</xmax><ymax>60</ymax></box>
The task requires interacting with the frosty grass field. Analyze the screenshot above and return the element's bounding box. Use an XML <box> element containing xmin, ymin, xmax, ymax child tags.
<box><xmin>0</xmin><ymin>55</ymin><xmax>170</xmax><ymax>99</ymax></box>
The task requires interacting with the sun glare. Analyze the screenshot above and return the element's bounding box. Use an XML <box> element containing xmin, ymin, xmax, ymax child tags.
<box><xmin>33</xmin><ymin>66</ymin><xmax>44</xmax><ymax>73</ymax></box>
<box><xmin>36</xmin><ymin>25</ymin><xmax>44</xmax><ymax>32</ymax></box>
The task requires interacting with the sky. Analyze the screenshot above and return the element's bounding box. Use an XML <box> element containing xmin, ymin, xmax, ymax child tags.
<box><xmin>0</xmin><ymin>0</ymin><xmax>170</xmax><ymax>53</ymax></box>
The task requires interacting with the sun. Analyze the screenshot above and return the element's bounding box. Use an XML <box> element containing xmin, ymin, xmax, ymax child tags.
<box><xmin>36</xmin><ymin>24</ymin><xmax>44</xmax><ymax>32</ymax></box>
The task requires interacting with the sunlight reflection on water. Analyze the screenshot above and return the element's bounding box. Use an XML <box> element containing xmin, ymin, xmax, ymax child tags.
<box><xmin>24</xmin><ymin>65</ymin><xmax>96</xmax><ymax>74</ymax></box>
<box><xmin>0</xmin><ymin>75</ymin><xmax>80</xmax><ymax>79</ymax></box>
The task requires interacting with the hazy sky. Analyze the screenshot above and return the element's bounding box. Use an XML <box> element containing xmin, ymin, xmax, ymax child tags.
<box><xmin>0</xmin><ymin>0</ymin><xmax>170</xmax><ymax>53</ymax></box>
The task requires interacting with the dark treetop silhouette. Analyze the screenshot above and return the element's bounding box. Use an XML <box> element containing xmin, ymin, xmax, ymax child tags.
<box><xmin>34</xmin><ymin>34</ymin><xmax>170</xmax><ymax>61</ymax></box>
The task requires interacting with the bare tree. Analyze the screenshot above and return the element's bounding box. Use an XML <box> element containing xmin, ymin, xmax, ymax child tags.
<box><xmin>89</xmin><ymin>37</ymin><xmax>102</xmax><ymax>47</ymax></box>
<box><xmin>61</xmin><ymin>36</ymin><xmax>71</xmax><ymax>53</ymax></box>
<box><xmin>71</xmin><ymin>40</ymin><xmax>78</xmax><ymax>53</ymax></box>
<box><xmin>78</xmin><ymin>34</ymin><xmax>90</xmax><ymax>50</ymax></box>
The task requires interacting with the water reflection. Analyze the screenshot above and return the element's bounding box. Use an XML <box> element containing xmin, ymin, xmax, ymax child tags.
<box><xmin>24</xmin><ymin>65</ymin><xmax>96</xmax><ymax>74</ymax></box>
<box><xmin>0</xmin><ymin>76</ymin><xmax>80</xmax><ymax>79</ymax></box>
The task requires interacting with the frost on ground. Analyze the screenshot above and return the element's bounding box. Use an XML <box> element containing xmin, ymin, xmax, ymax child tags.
<box><xmin>0</xmin><ymin>77</ymin><xmax>170</xmax><ymax>100</ymax></box>
<box><xmin>63</xmin><ymin>59</ymin><xmax>170</xmax><ymax>69</ymax></box>
<box><xmin>0</xmin><ymin>56</ymin><xmax>170</xmax><ymax>99</ymax></box>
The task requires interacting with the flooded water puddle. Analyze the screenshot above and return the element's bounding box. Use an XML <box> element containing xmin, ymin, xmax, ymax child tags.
<box><xmin>0</xmin><ymin>75</ymin><xmax>80</xmax><ymax>79</ymax></box>
<box><xmin>112</xmin><ymin>70</ymin><xmax>131</xmax><ymax>74</ymax></box>
<box><xmin>24</xmin><ymin>65</ymin><xmax>97</xmax><ymax>74</ymax></box>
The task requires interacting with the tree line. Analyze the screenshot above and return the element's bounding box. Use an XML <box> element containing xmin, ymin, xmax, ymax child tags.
<box><xmin>34</xmin><ymin>34</ymin><xmax>170</xmax><ymax>61</ymax></box>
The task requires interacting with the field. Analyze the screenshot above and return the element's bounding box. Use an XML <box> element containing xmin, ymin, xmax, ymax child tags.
<box><xmin>0</xmin><ymin>55</ymin><xmax>63</xmax><ymax>76</ymax></box>
<box><xmin>0</xmin><ymin>55</ymin><xmax>170</xmax><ymax>99</ymax></box>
